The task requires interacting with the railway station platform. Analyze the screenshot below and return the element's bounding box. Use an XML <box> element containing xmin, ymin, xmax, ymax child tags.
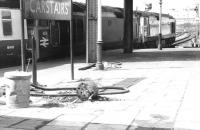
<box><xmin>0</xmin><ymin>47</ymin><xmax>200</xmax><ymax>130</ymax></box>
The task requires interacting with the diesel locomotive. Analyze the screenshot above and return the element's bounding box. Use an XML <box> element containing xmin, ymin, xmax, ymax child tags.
<box><xmin>0</xmin><ymin>2</ymin><xmax>176</xmax><ymax>67</ymax></box>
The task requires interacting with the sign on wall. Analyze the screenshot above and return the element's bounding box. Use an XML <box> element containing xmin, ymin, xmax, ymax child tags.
<box><xmin>24</xmin><ymin>0</ymin><xmax>71</xmax><ymax>20</ymax></box>
<box><xmin>39</xmin><ymin>29</ymin><xmax>49</xmax><ymax>48</ymax></box>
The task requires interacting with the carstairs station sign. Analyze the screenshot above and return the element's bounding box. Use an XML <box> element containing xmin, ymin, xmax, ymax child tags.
<box><xmin>24</xmin><ymin>0</ymin><xmax>71</xmax><ymax>20</ymax></box>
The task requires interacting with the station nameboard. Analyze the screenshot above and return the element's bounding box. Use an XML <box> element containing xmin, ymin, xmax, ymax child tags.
<box><xmin>24</xmin><ymin>0</ymin><xmax>71</xmax><ymax>20</ymax></box>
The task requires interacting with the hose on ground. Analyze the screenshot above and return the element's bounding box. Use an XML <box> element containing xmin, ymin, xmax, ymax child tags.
<box><xmin>30</xmin><ymin>93</ymin><xmax>78</xmax><ymax>97</ymax></box>
<box><xmin>30</xmin><ymin>86</ymin><xmax>129</xmax><ymax>97</ymax></box>
<box><xmin>30</xmin><ymin>83</ymin><xmax>129</xmax><ymax>101</ymax></box>
<box><xmin>98</xmin><ymin>87</ymin><xmax>129</xmax><ymax>95</ymax></box>
<box><xmin>31</xmin><ymin>83</ymin><xmax>76</xmax><ymax>91</ymax></box>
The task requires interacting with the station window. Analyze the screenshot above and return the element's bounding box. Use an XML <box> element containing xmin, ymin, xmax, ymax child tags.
<box><xmin>144</xmin><ymin>17</ymin><xmax>148</xmax><ymax>25</ymax></box>
<box><xmin>2</xmin><ymin>11</ymin><xmax>12</xmax><ymax>36</ymax></box>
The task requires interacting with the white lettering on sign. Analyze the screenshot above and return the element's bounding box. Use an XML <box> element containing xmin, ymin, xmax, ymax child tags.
<box><xmin>30</xmin><ymin>0</ymin><xmax>69</xmax><ymax>15</ymax></box>
<box><xmin>7</xmin><ymin>45</ymin><xmax>15</xmax><ymax>49</ymax></box>
<box><xmin>40</xmin><ymin>37</ymin><xmax>49</xmax><ymax>48</ymax></box>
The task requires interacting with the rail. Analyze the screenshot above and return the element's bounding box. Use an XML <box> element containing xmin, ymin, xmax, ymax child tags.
<box><xmin>172</xmin><ymin>32</ymin><xmax>195</xmax><ymax>47</ymax></box>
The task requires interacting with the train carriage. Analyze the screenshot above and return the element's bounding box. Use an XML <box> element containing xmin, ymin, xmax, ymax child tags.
<box><xmin>134</xmin><ymin>11</ymin><xmax>176</xmax><ymax>48</ymax></box>
<box><xmin>0</xmin><ymin>0</ymin><xmax>28</xmax><ymax>67</ymax></box>
<box><xmin>25</xmin><ymin>2</ymin><xmax>176</xmax><ymax>61</ymax></box>
<box><xmin>0</xmin><ymin>1</ymin><xmax>176</xmax><ymax>68</ymax></box>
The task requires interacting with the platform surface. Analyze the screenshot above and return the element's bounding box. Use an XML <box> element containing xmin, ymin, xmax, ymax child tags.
<box><xmin>0</xmin><ymin>48</ymin><xmax>200</xmax><ymax>130</ymax></box>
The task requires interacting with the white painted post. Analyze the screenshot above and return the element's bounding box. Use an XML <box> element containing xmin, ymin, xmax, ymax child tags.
<box><xmin>96</xmin><ymin>0</ymin><xmax>104</xmax><ymax>70</ymax></box>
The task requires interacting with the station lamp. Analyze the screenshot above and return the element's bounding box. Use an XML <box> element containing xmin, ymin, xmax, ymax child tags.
<box><xmin>96</xmin><ymin>0</ymin><xmax>104</xmax><ymax>70</ymax></box>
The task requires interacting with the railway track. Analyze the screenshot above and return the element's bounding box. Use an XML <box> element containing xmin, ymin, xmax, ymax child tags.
<box><xmin>172</xmin><ymin>32</ymin><xmax>195</xmax><ymax>47</ymax></box>
<box><xmin>175</xmin><ymin>32</ymin><xmax>185</xmax><ymax>38</ymax></box>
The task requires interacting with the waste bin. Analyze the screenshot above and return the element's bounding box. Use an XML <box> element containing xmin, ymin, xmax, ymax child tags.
<box><xmin>4</xmin><ymin>71</ymin><xmax>31</xmax><ymax>108</ymax></box>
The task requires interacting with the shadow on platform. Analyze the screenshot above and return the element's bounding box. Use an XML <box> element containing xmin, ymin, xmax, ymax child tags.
<box><xmin>102</xmin><ymin>48</ymin><xmax>200</xmax><ymax>63</ymax></box>
<box><xmin>1</xmin><ymin>48</ymin><xmax>200</xmax><ymax>77</ymax></box>
<box><xmin>0</xmin><ymin>115</ymin><xmax>174</xmax><ymax>130</ymax></box>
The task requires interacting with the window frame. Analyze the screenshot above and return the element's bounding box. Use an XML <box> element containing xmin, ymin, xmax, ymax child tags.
<box><xmin>2</xmin><ymin>10</ymin><xmax>12</xmax><ymax>36</ymax></box>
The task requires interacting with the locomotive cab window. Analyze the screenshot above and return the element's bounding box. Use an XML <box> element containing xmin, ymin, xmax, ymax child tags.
<box><xmin>2</xmin><ymin>11</ymin><xmax>12</xmax><ymax>36</ymax></box>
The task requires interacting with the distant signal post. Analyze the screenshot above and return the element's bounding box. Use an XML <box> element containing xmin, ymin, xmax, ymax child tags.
<box><xmin>158</xmin><ymin>0</ymin><xmax>162</xmax><ymax>50</ymax></box>
<box><xmin>195</xmin><ymin>3</ymin><xmax>199</xmax><ymax>47</ymax></box>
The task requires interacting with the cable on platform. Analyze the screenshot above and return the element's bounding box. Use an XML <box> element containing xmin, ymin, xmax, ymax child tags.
<box><xmin>30</xmin><ymin>82</ymin><xmax>129</xmax><ymax>101</ymax></box>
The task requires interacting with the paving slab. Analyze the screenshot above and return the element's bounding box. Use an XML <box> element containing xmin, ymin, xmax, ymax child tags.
<box><xmin>85</xmin><ymin>123</ymin><xmax>128</xmax><ymax>130</ymax></box>
<box><xmin>0</xmin><ymin>116</ymin><xmax>26</xmax><ymax>127</ymax></box>
<box><xmin>0</xmin><ymin>128</ymin><xmax>25</xmax><ymax>130</ymax></box>
<box><xmin>10</xmin><ymin>119</ymin><xmax>50</xmax><ymax>130</ymax></box>
<box><xmin>39</xmin><ymin>125</ymin><xmax>82</xmax><ymax>130</ymax></box>
<box><xmin>174</xmin><ymin>69</ymin><xmax>200</xmax><ymax>130</ymax></box>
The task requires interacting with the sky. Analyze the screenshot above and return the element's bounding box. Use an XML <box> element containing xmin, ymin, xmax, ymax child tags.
<box><xmin>74</xmin><ymin>0</ymin><xmax>200</xmax><ymax>18</ymax></box>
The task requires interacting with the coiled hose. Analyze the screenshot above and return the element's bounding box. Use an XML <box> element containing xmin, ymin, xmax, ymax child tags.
<box><xmin>30</xmin><ymin>83</ymin><xmax>129</xmax><ymax>101</ymax></box>
<box><xmin>0</xmin><ymin>83</ymin><xmax>129</xmax><ymax>105</ymax></box>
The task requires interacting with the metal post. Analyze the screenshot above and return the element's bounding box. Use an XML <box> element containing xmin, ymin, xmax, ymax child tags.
<box><xmin>70</xmin><ymin>0</ymin><xmax>74</xmax><ymax>80</ymax></box>
<box><xmin>158</xmin><ymin>0</ymin><xmax>162</xmax><ymax>50</ymax></box>
<box><xmin>123</xmin><ymin>0</ymin><xmax>133</xmax><ymax>53</ymax></box>
<box><xmin>198</xmin><ymin>4</ymin><xmax>200</xmax><ymax>39</ymax></box>
<box><xmin>196</xmin><ymin>3</ymin><xmax>199</xmax><ymax>47</ymax></box>
<box><xmin>31</xmin><ymin>32</ymin><xmax>37</xmax><ymax>85</ymax></box>
<box><xmin>86</xmin><ymin>0</ymin><xmax>89</xmax><ymax>63</ymax></box>
<box><xmin>96</xmin><ymin>0</ymin><xmax>104</xmax><ymax>70</ymax></box>
<box><xmin>86</xmin><ymin>0</ymin><xmax>97</xmax><ymax>63</ymax></box>
<box><xmin>20</xmin><ymin>0</ymin><xmax>25</xmax><ymax>71</ymax></box>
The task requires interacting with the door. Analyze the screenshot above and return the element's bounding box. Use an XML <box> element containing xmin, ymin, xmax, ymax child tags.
<box><xmin>50</xmin><ymin>21</ymin><xmax>60</xmax><ymax>47</ymax></box>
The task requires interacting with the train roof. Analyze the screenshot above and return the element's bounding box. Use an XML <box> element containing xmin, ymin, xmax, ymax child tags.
<box><xmin>73</xmin><ymin>2</ymin><xmax>124</xmax><ymax>18</ymax></box>
<box><xmin>0</xmin><ymin>0</ymin><xmax>19</xmax><ymax>9</ymax></box>
<box><xmin>134</xmin><ymin>10</ymin><xmax>174</xmax><ymax>19</ymax></box>
<box><xmin>73</xmin><ymin>2</ymin><xmax>174</xmax><ymax>19</ymax></box>
<box><xmin>0</xmin><ymin>1</ymin><xmax>174</xmax><ymax>19</ymax></box>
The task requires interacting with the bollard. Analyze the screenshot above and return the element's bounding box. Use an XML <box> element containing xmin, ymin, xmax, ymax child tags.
<box><xmin>4</xmin><ymin>71</ymin><xmax>31</xmax><ymax>108</ymax></box>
